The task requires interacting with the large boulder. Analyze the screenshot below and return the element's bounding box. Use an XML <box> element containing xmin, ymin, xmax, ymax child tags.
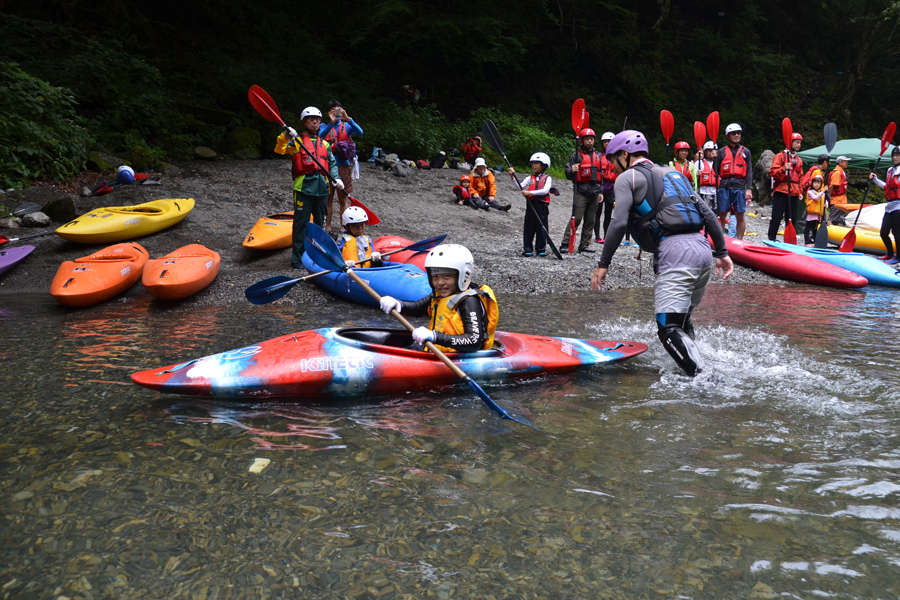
<box><xmin>129</xmin><ymin>146</ymin><xmax>155</xmax><ymax>171</ymax></box>
<box><xmin>194</xmin><ymin>146</ymin><xmax>217</xmax><ymax>160</ymax></box>
<box><xmin>22</xmin><ymin>212</ymin><xmax>51</xmax><ymax>227</ymax></box>
<box><xmin>754</xmin><ymin>150</ymin><xmax>775</xmax><ymax>206</ymax></box>
<box><xmin>155</xmin><ymin>161</ymin><xmax>182</xmax><ymax>175</ymax></box>
<box><xmin>42</xmin><ymin>194</ymin><xmax>77</xmax><ymax>222</ymax></box>
<box><xmin>226</xmin><ymin>127</ymin><xmax>261</xmax><ymax>159</ymax></box>
<box><xmin>0</xmin><ymin>218</ymin><xmax>21</xmax><ymax>229</ymax></box>
<box><xmin>87</xmin><ymin>151</ymin><xmax>128</xmax><ymax>172</ymax></box>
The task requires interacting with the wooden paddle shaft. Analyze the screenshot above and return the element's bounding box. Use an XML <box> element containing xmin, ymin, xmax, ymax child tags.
<box><xmin>343</xmin><ymin>268</ymin><xmax>471</xmax><ymax>381</ymax></box>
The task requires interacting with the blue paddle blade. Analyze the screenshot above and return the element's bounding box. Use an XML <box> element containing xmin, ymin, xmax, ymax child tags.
<box><xmin>466</xmin><ymin>379</ymin><xmax>539</xmax><ymax>430</ymax></box>
<box><xmin>245</xmin><ymin>275</ymin><xmax>300</xmax><ymax>305</ymax></box>
<box><xmin>405</xmin><ymin>233</ymin><xmax>448</xmax><ymax>253</ymax></box>
<box><xmin>306</xmin><ymin>223</ymin><xmax>346</xmax><ymax>271</ymax></box>
<box><xmin>824</xmin><ymin>123</ymin><xmax>837</xmax><ymax>153</ymax></box>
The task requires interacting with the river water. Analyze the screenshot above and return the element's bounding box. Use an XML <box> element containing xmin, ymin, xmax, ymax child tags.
<box><xmin>1</xmin><ymin>284</ymin><xmax>899</xmax><ymax>599</ymax></box>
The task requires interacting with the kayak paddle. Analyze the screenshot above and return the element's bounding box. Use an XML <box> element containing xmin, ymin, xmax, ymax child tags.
<box><xmin>481</xmin><ymin>119</ymin><xmax>563</xmax><ymax>260</ymax></box>
<box><xmin>839</xmin><ymin>121</ymin><xmax>896</xmax><ymax>253</ymax></box>
<box><xmin>305</xmin><ymin>223</ymin><xmax>536</xmax><ymax>429</ymax></box>
<box><xmin>568</xmin><ymin>99</ymin><xmax>585</xmax><ymax>254</ymax></box>
<box><xmin>706</xmin><ymin>111</ymin><xmax>720</xmax><ymax>190</ymax></box>
<box><xmin>1</xmin><ymin>202</ymin><xmax>42</xmax><ymax>219</ymax></box>
<box><xmin>245</xmin><ymin>233</ymin><xmax>448</xmax><ymax>305</ymax></box>
<box><xmin>247</xmin><ymin>85</ymin><xmax>380</xmax><ymax>225</ymax></box>
<box><xmin>815</xmin><ymin>123</ymin><xmax>838</xmax><ymax>248</ymax></box>
<box><xmin>781</xmin><ymin>118</ymin><xmax>797</xmax><ymax>245</ymax></box>
<box><xmin>0</xmin><ymin>230</ymin><xmax>57</xmax><ymax>246</ymax></box>
<box><xmin>693</xmin><ymin>121</ymin><xmax>706</xmax><ymax>157</ymax></box>
<box><xmin>660</xmin><ymin>110</ymin><xmax>674</xmax><ymax>167</ymax></box>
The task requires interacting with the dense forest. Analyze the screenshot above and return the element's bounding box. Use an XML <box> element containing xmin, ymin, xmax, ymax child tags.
<box><xmin>1</xmin><ymin>0</ymin><xmax>899</xmax><ymax>189</ymax></box>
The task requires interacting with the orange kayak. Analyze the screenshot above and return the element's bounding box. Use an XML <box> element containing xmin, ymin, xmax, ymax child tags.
<box><xmin>142</xmin><ymin>244</ymin><xmax>221</xmax><ymax>300</ymax></box>
<box><xmin>242</xmin><ymin>212</ymin><xmax>293</xmax><ymax>250</ymax></box>
<box><xmin>50</xmin><ymin>242</ymin><xmax>149</xmax><ymax>307</ymax></box>
<box><xmin>833</xmin><ymin>204</ymin><xmax>873</xmax><ymax>212</ymax></box>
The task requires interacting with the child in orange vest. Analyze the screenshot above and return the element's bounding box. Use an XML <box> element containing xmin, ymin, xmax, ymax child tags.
<box><xmin>338</xmin><ymin>206</ymin><xmax>383</xmax><ymax>268</ymax></box>
<box><xmin>804</xmin><ymin>175</ymin><xmax>827</xmax><ymax>245</ymax></box>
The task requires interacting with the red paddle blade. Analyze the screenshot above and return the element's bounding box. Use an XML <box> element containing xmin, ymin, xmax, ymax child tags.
<box><xmin>880</xmin><ymin>122</ymin><xmax>897</xmax><ymax>154</ymax></box>
<box><xmin>706</xmin><ymin>111</ymin><xmax>719</xmax><ymax>142</ymax></box>
<box><xmin>783</xmin><ymin>221</ymin><xmax>797</xmax><ymax>245</ymax></box>
<box><xmin>584</xmin><ymin>111</ymin><xmax>590</xmax><ymax>128</ymax></box>
<box><xmin>248</xmin><ymin>85</ymin><xmax>284</xmax><ymax>125</ymax></box>
<box><xmin>660</xmin><ymin>110</ymin><xmax>674</xmax><ymax>142</ymax></box>
<box><xmin>838</xmin><ymin>228</ymin><xmax>857</xmax><ymax>253</ymax></box>
<box><xmin>0</xmin><ymin>235</ymin><xmax>10</xmax><ymax>245</ymax></box>
<box><xmin>571</xmin><ymin>98</ymin><xmax>585</xmax><ymax>134</ymax></box>
<box><xmin>567</xmin><ymin>217</ymin><xmax>576</xmax><ymax>254</ymax></box>
<box><xmin>349</xmin><ymin>196</ymin><xmax>380</xmax><ymax>225</ymax></box>
<box><xmin>693</xmin><ymin>121</ymin><xmax>707</xmax><ymax>151</ymax></box>
<box><xmin>782</xmin><ymin>117</ymin><xmax>793</xmax><ymax>150</ymax></box>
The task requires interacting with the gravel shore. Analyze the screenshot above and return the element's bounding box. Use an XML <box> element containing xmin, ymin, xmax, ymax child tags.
<box><xmin>0</xmin><ymin>159</ymin><xmax>782</xmax><ymax>305</ymax></box>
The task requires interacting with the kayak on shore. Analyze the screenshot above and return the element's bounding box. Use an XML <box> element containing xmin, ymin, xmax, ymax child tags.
<box><xmin>827</xmin><ymin>225</ymin><xmax>891</xmax><ymax>254</ymax></box>
<box><xmin>50</xmin><ymin>242</ymin><xmax>149</xmax><ymax>307</ymax></box>
<box><xmin>55</xmin><ymin>198</ymin><xmax>195</xmax><ymax>244</ymax></box>
<box><xmin>0</xmin><ymin>245</ymin><xmax>34</xmax><ymax>276</ymax></box>
<box><xmin>763</xmin><ymin>240</ymin><xmax>900</xmax><ymax>288</ymax></box>
<box><xmin>142</xmin><ymin>244</ymin><xmax>221</xmax><ymax>300</ymax></box>
<box><xmin>130</xmin><ymin>327</ymin><xmax>649</xmax><ymax>398</ymax></box>
<box><xmin>242</xmin><ymin>211</ymin><xmax>293</xmax><ymax>250</ymax></box>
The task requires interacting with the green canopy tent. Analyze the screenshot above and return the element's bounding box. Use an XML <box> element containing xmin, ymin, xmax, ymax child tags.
<box><xmin>798</xmin><ymin>138</ymin><xmax>896</xmax><ymax>172</ymax></box>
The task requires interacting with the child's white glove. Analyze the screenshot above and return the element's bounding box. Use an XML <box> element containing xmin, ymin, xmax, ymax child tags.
<box><xmin>285</xmin><ymin>127</ymin><xmax>297</xmax><ymax>140</ymax></box>
<box><xmin>371</xmin><ymin>252</ymin><xmax>382</xmax><ymax>262</ymax></box>
<box><xmin>345</xmin><ymin>259</ymin><xmax>356</xmax><ymax>268</ymax></box>
<box><xmin>413</xmin><ymin>327</ymin><xmax>435</xmax><ymax>345</ymax></box>
<box><xmin>334</xmin><ymin>179</ymin><xmax>345</xmax><ymax>190</ymax></box>
<box><xmin>380</xmin><ymin>296</ymin><xmax>401</xmax><ymax>315</ymax></box>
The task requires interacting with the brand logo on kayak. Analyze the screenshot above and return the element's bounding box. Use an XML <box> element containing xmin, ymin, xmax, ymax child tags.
<box><xmin>206</xmin><ymin>260</ymin><xmax>214</xmax><ymax>269</ymax></box>
<box><xmin>219</xmin><ymin>346</ymin><xmax>263</xmax><ymax>360</ymax></box>
<box><xmin>126</xmin><ymin>218</ymin><xmax>140</xmax><ymax>225</ymax></box>
<box><xmin>120</xmin><ymin>266</ymin><xmax>131</xmax><ymax>277</ymax></box>
<box><xmin>560</xmin><ymin>342</ymin><xmax>574</xmax><ymax>356</ymax></box>
<box><xmin>300</xmin><ymin>356</ymin><xmax>375</xmax><ymax>372</ymax></box>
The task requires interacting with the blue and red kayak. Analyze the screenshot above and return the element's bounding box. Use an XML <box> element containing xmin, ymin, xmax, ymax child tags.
<box><xmin>763</xmin><ymin>240</ymin><xmax>900</xmax><ymax>289</ymax></box>
<box><xmin>301</xmin><ymin>251</ymin><xmax>431</xmax><ymax>307</ymax></box>
<box><xmin>130</xmin><ymin>327</ymin><xmax>648</xmax><ymax>398</ymax></box>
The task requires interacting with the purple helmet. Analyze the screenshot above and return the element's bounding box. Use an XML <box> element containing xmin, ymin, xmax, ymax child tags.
<box><xmin>605</xmin><ymin>130</ymin><xmax>649</xmax><ymax>156</ymax></box>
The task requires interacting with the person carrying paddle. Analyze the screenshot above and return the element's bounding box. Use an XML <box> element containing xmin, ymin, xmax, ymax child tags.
<box><xmin>669</xmin><ymin>141</ymin><xmax>697</xmax><ymax>189</ymax></box>
<box><xmin>470</xmin><ymin>158</ymin><xmax>511</xmax><ymax>211</ymax></box>
<box><xmin>590</xmin><ymin>130</ymin><xmax>733</xmax><ymax>377</ymax></box>
<box><xmin>595</xmin><ymin>131</ymin><xmax>618</xmax><ymax>243</ymax></box>
<box><xmin>713</xmin><ymin>123</ymin><xmax>753</xmax><ymax>240</ymax></box>
<box><xmin>768</xmin><ymin>133</ymin><xmax>804</xmax><ymax>242</ymax></box>
<box><xmin>509</xmin><ymin>153</ymin><xmax>553</xmax><ymax>257</ymax></box>
<box><xmin>563</xmin><ymin>128</ymin><xmax>602</xmax><ymax>253</ymax></box>
<box><xmin>868</xmin><ymin>145</ymin><xmax>900</xmax><ymax>264</ymax></box>
<box><xmin>338</xmin><ymin>206</ymin><xmax>383</xmax><ymax>269</ymax></box>
<box><xmin>804</xmin><ymin>175</ymin><xmax>827</xmax><ymax>245</ymax></box>
<box><xmin>319</xmin><ymin>101</ymin><xmax>363</xmax><ymax>234</ymax></box>
<box><xmin>378</xmin><ymin>244</ymin><xmax>498</xmax><ymax>352</ymax></box>
<box><xmin>274</xmin><ymin>106</ymin><xmax>342</xmax><ymax>267</ymax></box>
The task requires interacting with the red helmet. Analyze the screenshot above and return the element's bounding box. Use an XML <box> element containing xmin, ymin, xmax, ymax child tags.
<box><xmin>674</xmin><ymin>141</ymin><xmax>690</xmax><ymax>151</ymax></box>
<box><xmin>792</xmin><ymin>133</ymin><xmax>803</xmax><ymax>141</ymax></box>
<box><xmin>579</xmin><ymin>128</ymin><xmax>596</xmax><ymax>138</ymax></box>
<box><xmin>459</xmin><ymin>174</ymin><xmax>471</xmax><ymax>184</ymax></box>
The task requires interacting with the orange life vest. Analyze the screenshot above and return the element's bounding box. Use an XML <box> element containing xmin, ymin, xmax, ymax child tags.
<box><xmin>339</xmin><ymin>233</ymin><xmax>375</xmax><ymax>268</ymax></box>
<box><xmin>719</xmin><ymin>145</ymin><xmax>748</xmax><ymax>179</ymax></box>
<box><xmin>428</xmin><ymin>285</ymin><xmax>498</xmax><ymax>353</ymax></box>
<box><xmin>832</xmin><ymin>166</ymin><xmax>848</xmax><ymax>196</ymax></box>
<box><xmin>576</xmin><ymin>150</ymin><xmax>603</xmax><ymax>183</ymax></box>
<box><xmin>291</xmin><ymin>136</ymin><xmax>329</xmax><ymax>179</ymax></box>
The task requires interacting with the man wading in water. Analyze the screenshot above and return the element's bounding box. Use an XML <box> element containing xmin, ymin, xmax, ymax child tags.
<box><xmin>590</xmin><ymin>130</ymin><xmax>733</xmax><ymax>376</ymax></box>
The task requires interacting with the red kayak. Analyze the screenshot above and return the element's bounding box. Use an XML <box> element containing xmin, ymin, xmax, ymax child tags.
<box><xmin>713</xmin><ymin>236</ymin><xmax>867</xmax><ymax>289</ymax></box>
<box><xmin>373</xmin><ymin>236</ymin><xmax>427</xmax><ymax>270</ymax></box>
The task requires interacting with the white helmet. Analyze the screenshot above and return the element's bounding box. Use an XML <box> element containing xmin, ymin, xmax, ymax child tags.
<box><xmin>702</xmin><ymin>141</ymin><xmax>716</xmax><ymax>151</ymax></box>
<box><xmin>529</xmin><ymin>152</ymin><xmax>551</xmax><ymax>167</ymax></box>
<box><xmin>424</xmin><ymin>244</ymin><xmax>474</xmax><ymax>291</ymax></box>
<box><xmin>601</xmin><ymin>131</ymin><xmax>615</xmax><ymax>141</ymax></box>
<box><xmin>341</xmin><ymin>206</ymin><xmax>368</xmax><ymax>226</ymax></box>
<box><xmin>473</xmin><ymin>157</ymin><xmax>487</xmax><ymax>168</ymax></box>
<box><xmin>301</xmin><ymin>106</ymin><xmax>323</xmax><ymax>120</ymax></box>
<box><xmin>725</xmin><ymin>123</ymin><xmax>742</xmax><ymax>135</ymax></box>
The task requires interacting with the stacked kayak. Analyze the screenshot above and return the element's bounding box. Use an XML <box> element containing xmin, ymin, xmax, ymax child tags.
<box><xmin>842</xmin><ymin>204</ymin><xmax>885</xmax><ymax>232</ymax></box>
<box><xmin>56</xmin><ymin>198</ymin><xmax>194</xmax><ymax>243</ymax></box>
<box><xmin>142</xmin><ymin>244</ymin><xmax>221</xmax><ymax>300</ymax></box>
<box><xmin>130</xmin><ymin>327</ymin><xmax>648</xmax><ymax>398</ymax></box>
<box><xmin>50</xmin><ymin>242</ymin><xmax>149</xmax><ymax>307</ymax></box>
<box><xmin>833</xmin><ymin>204</ymin><xmax>874</xmax><ymax>213</ymax></box>
<box><xmin>713</xmin><ymin>236</ymin><xmax>867</xmax><ymax>288</ymax></box>
<box><xmin>763</xmin><ymin>241</ymin><xmax>900</xmax><ymax>288</ymax></box>
<box><xmin>827</xmin><ymin>225</ymin><xmax>890</xmax><ymax>254</ymax></box>
<box><xmin>301</xmin><ymin>251</ymin><xmax>431</xmax><ymax>307</ymax></box>
<box><xmin>0</xmin><ymin>245</ymin><xmax>35</xmax><ymax>276</ymax></box>
<box><xmin>243</xmin><ymin>212</ymin><xmax>293</xmax><ymax>250</ymax></box>
<box><xmin>373</xmin><ymin>235</ymin><xmax>428</xmax><ymax>270</ymax></box>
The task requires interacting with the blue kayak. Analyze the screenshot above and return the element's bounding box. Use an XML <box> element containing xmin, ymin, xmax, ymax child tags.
<box><xmin>301</xmin><ymin>251</ymin><xmax>432</xmax><ymax>307</ymax></box>
<box><xmin>763</xmin><ymin>241</ymin><xmax>900</xmax><ymax>289</ymax></box>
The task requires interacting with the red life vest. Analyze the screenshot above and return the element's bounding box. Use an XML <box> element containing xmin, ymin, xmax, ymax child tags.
<box><xmin>291</xmin><ymin>136</ymin><xmax>329</xmax><ymax>179</ymax></box>
<box><xmin>529</xmin><ymin>173</ymin><xmax>550</xmax><ymax>203</ymax></box>
<box><xmin>782</xmin><ymin>152</ymin><xmax>802</xmax><ymax>184</ymax></box>
<box><xmin>601</xmin><ymin>155</ymin><xmax>618</xmax><ymax>183</ymax></box>
<box><xmin>325</xmin><ymin>122</ymin><xmax>352</xmax><ymax>145</ymax></box>
<box><xmin>886</xmin><ymin>168</ymin><xmax>900</xmax><ymax>200</ymax></box>
<box><xmin>719</xmin><ymin>145</ymin><xmax>748</xmax><ymax>179</ymax></box>
<box><xmin>576</xmin><ymin>150</ymin><xmax>602</xmax><ymax>183</ymax></box>
<box><xmin>832</xmin><ymin>167</ymin><xmax>848</xmax><ymax>195</ymax></box>
<box><xmin>671</xmin><ymin>160</ymin><xmax>694</xmax><ymax>184</ymax></box>
<box><xmin>698</xmin><ymin>160</ymin><xmax>716</xmax><ymax>186</ymax></box>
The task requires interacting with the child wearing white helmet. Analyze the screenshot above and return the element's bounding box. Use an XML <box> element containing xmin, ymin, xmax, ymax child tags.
<box><xmin>470</xmin><ymin>158</ymin><xmax>511</xmax><ymax>211</ymax></box>
<box><xmin>273</xmin><ymin>106</ymin><xmax>343</xmax><ymax>268</ymax></box>
<box><xmin>694</xmin><ymin>141</ymin><xmax>718</xmax><ymax>213</ymax></box>
<box><xmin>338</xmin><ymin>206</ymin><xmax>383</xmax><ymax>268</ymax></box>
<box><xmin>509</xmin><ymin>152</ymin><xmax>553</xmax><ymax>256</ymax></box>
<box><xmin>378</xmin><ymin>244</ymin><xmax>498</xmax><ymax>352</ymax></box>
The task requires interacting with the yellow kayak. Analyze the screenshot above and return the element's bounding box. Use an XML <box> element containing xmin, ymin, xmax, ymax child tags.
<box><xmin>56</xmin><ymin>198</ymin><xmax>195</xmax><ymax>243</ymax></box>
<box><xmin>828</xmin><ymin>224</ymin><xmax>892</xmax><ymax>254</ymax></box>
<box><xmin>242</xmin><ymin>212</ymin><xmax>293</xmax><ymax>250</ymax></box>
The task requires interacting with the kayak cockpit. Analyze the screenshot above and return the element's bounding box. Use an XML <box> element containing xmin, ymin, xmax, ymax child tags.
<box><xmin>334</xmin><ymin>327</ymin><xmax>504</xmax><ymax>360</ymax></box>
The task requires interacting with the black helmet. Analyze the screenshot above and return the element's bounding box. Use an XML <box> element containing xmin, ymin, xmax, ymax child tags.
<box><xmin>892</xmin><ymin>145</ymin><xmax>900</xmax><ymax>156</ymax></box>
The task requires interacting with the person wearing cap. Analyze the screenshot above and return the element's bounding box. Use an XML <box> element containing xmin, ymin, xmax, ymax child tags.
<box><xmin>694</xmin><ymin>141</ymin><xmax>718</xmax><ymax>214</ymax></box>
<box><xmin>768</xmin><ymin>132</ymin><xmax>804</xmax><ymax>242</ymax></box>
<box><xmin>470</xmin><ymin>158</ymin><xmax>511</xmax><ymax>211</ymax></box>
<box><xmin>595</xmin><ymin>131</ymin><xmax>620</xmax><ymax>243</ymax></box>
<box><xmin>319</xmin><ymin>101</ymin><xmax>363</xmax><ymax>234</ymax></box>
<box><xmin>829</xmin><ymin>156</ymin><xmax>851</xmax><ymax>209</ymax></box>
<box><xmin>563</xmin><ymin>128</ymin><xmax>602</xmax><ymax>253</ymax></box>
<box><xmin>274</xmin><ymin>107</ymin><xmax>342</xmax><ymax>267</ymax></box>
<box><xmin>669</xmin><ymin>141</ymin><xmax>697</xmax><ymax>189</ymax></box>
<box><xmin>868</xmin><ymin>146</ymin><xmax>900</xmax><ymax>264</ymax></box>
<box><xmin>713</xmin><ymin>123</ymin><xmax>753</xmax><ymax>240</ymax></box>
<box><xmin>509</xmin><ymin>153</ymin><xmax>553</xmax><ymax>257</ymax></box>
<box><xmin>590</xmin><ymin>130</ymin><xmax>733</xmax><ymax>377</ymax></box>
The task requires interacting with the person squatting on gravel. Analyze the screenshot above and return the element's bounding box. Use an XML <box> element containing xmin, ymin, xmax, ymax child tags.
<box><xmin>274</xmin><ymin>107</ymin><xmax>342</xmax><ymax>268</ymax></box>
<box><xmin>470</xmin><ymin>158</ymin><xmax>511</xmax><ymax>211</ymax></box>
<box><xmin>319</xmin><ymin>101</ymin><xmax>363</xmax><ymax>234</ymax></box>
<box><xmin>562</xmin><ymin>128</ymin><xmax>601</xmax><ymax>253</ymax></box>
<box><xmin>378</xmin><ymin>244</ymin><xmax>499</xmax><ymax>352</ymax></box>
<box><xmin>590</xmin><ymin>130</ymin><xmax>734</xmax><ymax>377</ymax></box>
<box><xmin>338</xmin><ymin>206</ymin><xmax>383</xmax><ymax>269</ymax></box>
<box><xmin>509</xmin><ymin>153</ymin><xmax>553</xmax><ymax>257</ymax></box>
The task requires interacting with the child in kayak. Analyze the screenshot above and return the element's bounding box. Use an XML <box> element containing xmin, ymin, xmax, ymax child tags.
<box><xmin>378</xmin><ymin>244</ymin><xmax>498</xmax><ymax>352</ymax></box>
<box><xmin>804</xmin><ymin>174</ymin><xmax>827</xmax><ymax>245</ymax></box>
<box><xmin>509</xmin><ymin>152</ymin><xmax>553</xmax><ymax>256</ymax></box>
<box><xmin>338</xmin><ymin>206</ymin><xmax>383</xmax><ymax>268</ymax></box>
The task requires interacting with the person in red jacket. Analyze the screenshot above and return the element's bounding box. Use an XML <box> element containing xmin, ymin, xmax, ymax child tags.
<box><xmin>461</xmin><ymin>136</ymin><xmax>482</xmax><ymax>163</ymax></box>
<box><xmin>768</xmin><ymin>133</ymin><xmax>804</xmax><ymax>241</ymax></box>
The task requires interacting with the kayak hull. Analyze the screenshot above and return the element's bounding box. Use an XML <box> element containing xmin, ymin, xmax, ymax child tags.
<box><xmin>242</xmin><ymin>212</ymin><xmax>293</xmax><ymax>250</ymax></box>
<box><xmin>142</xmin><ymin>244</ymin><xmax>221</xmax><ymax>300</ymax></box>
<box><xmin>372</xmin><ymin>235</ymin><xmax>428</xmax><ymax>270</ymax></box>
<box><xmin>301</xmin><ymin>251</ymin><xmax>431</xmax><ymax>307</ymax></box>
<box><xmin>0</xmin><ymin>245</ymin><xmax>35</xmax><ymax>276</ymax></box>
<box><xmin>714</xmin><ymin>236</ymin><xmax>867</xmax><ymax>288</ymax></box>
<box><xmin>827</xmin><ymin>225</ymin><xmax>891</xmax><ymax>254</ymax></box>
<box><xmin>56</xmin><ymin>198</ymin><xmax>195</xmax><ymax>243</ymax></box>
<box><xmin>50</xmin><ymin>242</ymin><xmax>149</xmax><ymax>307</ymax></box>
<box><xmin>130</xmin><ymin>327</ymin><xmax>649</xmax><ymax>398</ymax></box>
<box><xmin>763</xmin><ymin>240</ymin><xmax>900</xmax><ymax>288</ymax></box>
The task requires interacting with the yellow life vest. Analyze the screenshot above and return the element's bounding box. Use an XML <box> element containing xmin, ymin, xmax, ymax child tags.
<box><xmin>339</xmin><ymin>233</ymin><xmax>374</xmax><ymax>268</ymax></box>
<box><xmin>427</xmin><ymin>284</ymin><xmax>498</xmax><ymax>353</ymax></box>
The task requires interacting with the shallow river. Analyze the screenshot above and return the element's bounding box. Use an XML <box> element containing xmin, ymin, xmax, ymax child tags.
<box><xmin>2</xmin><ymin>284</ymin><xmax>899</xmax><ymax>599</ymax></box>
